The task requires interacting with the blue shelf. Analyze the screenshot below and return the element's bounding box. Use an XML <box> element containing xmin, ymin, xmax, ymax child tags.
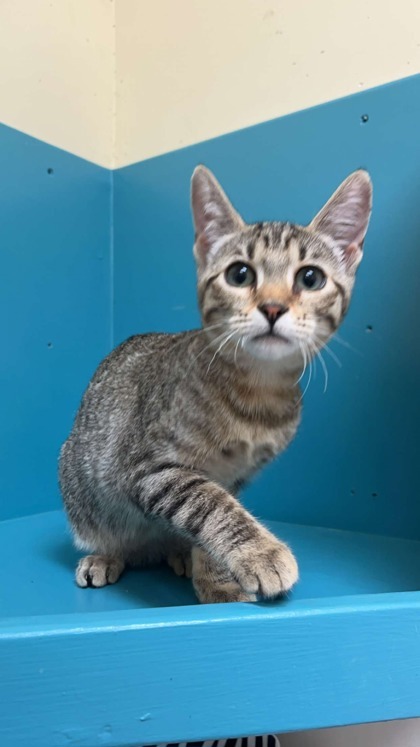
<box><xmin>2</xmin><ymin>510</ymin><xmax>420</xmax><ymax>746</ymax></box>
<box><xmin>2</xmin><ymin>511</ymin><xmax>420</xmax><ymax>618</ymax></box>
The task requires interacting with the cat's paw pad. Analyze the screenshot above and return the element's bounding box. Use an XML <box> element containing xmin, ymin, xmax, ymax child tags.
<box><xmin>230</xmin><ymin>539</ymin><xmax>298</xmax><ymax>598</ymax></box>
<box><xmin>76</xmin><ymin>555</ymin><xmax>125</xmax><ymax>588</ymax></box>
<box><xmin>167</xmin><ymin>551</ymin><xmax>193</xmax><ymax>578</ymax></box>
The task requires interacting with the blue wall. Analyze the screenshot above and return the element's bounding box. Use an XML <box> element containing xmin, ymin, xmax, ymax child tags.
<box><xmin>114</xmin><ymin>75</ymin><xmax>420</xmax><ymax>540</ymax></box>
<box><xmin>0</xmin><ymin>125</ymin><xmax>111</xmax><ymax>521</ymax></box>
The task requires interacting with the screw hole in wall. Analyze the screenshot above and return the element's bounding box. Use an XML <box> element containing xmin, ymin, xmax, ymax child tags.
<box><xmin>366</xmin><ymin>325</ymin><xmax>373</xmax><ymax>333</ymax></box>
<box><xmin>371</xmin><ymin>492</ymin><xmax>378</xmax><ymax>498</ymax></box>
<box><xmin>47</xmin><ymin>342</ymin><xmax>53</xmax><ymax>349</ymax></box>
<box><xmin>360</xmin><ymin>114</ymin><xmax>369</xmax><ymax>124</ymax></box>
<box><xmin>350</xmin><ymin>489</ymin><xmax>356</xmax><ymax>496</ymax></box>
<box><xmin>47</xmin><ymin>168</ymin><xmax>54</xmax><ymax>175</ymax></box>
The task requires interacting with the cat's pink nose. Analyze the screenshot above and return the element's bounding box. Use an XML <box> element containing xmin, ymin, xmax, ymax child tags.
<box><xmin>259</xmin><ymin>303</ymin><xmax>288</xmax><ymax>325</ymax></box>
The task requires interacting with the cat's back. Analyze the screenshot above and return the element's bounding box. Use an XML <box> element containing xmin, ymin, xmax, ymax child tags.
<box><xmin>85</xmin><ymin>331</ymin><xmax>190</xmax><ymax>399</ymax></box>
<box><xmin>59</xmin><ymin>330</ymin><xmax>196</xmax><ymax>505</ymax></box>
<box><xmin>63</xmin><ymin>331</ymin><xmax>193</xmax><ymax>450</ymax></box>
<box><xmin>95</xmin><ymin>331</ymin><xmax>185</xmax><ymax>380</ymax></box>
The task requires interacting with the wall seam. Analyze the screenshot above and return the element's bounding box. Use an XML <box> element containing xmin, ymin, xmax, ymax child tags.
<box><xmin>109</xmin><ymin>168</ymin><xmax>115</xmax><ymax>350</ymax></box>
<box><xmin>111</xmin><ymin>0</ymin><xmax>117</xmax><ymax>169</ymax></box>
<box><xmin>110</xmin><ymin>0</ymin><xmax>117</xmax><ymax>348</ymax></box>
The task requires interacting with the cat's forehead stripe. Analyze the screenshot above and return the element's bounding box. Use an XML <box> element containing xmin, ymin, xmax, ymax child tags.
<box><xmin>261</xmin><ymin>254</ymin><xmax>290</xmax><ymax>277</ymax></box>
<box><xmin>246</xmin><ymin>240</ymin><xmax>256</xmax><ymax>261</ymax></box>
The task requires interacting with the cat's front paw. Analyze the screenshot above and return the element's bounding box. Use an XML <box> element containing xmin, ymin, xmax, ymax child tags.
<box><xmin>76</xmin><ymin>555</ymin><xmax>125</xmax><ymax>588</ymax></box>
<box><xmin>228</xmin><ymin>537</ymin><xmax>298</xmax><ymax>598</ymax></box>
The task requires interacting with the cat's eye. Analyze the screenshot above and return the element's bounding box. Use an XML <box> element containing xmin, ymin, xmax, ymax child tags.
<box><xmin>294</xmin><ymin>266</ymin><xmax>326</xmax><ymax>291</ymax></box>
<box><xmin>225</xmin><ymin>262</ymin><xmax>256</xmax><ymax>288</ymax></box>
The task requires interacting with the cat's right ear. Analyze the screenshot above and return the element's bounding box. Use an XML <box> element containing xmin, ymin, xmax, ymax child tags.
<box><xmin>191</xmin><ymin>166</ymin><xmax>244</xmax><ymax>268</ymax></box>
<box><xmin>308</xmin><ymin>170</ymin><xmax>373</xmax><ymax>271</ymax></box>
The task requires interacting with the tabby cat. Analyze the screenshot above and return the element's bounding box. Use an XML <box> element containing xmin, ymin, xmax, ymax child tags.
<box><xmin>59</xmin><ymin>166</ymin><xmax>372</xmax><ymax>603</ymax></box>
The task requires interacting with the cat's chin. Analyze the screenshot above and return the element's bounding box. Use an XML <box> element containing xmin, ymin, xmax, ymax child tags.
<box><xmin>244</xmin><ymin>335</ymin><xmax>300</xmax><ymax>364</ymax></box>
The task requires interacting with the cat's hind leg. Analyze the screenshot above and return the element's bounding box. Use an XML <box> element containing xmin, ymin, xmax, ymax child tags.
<box><xmin>167</xmin><ymin>550</ymin><xmax>193</xmax><ymax>578</ymax></box>
<box><xmin>192</xmin><ymin>547</ymin><xmax>257</xmax><ymax>604</ymax></box>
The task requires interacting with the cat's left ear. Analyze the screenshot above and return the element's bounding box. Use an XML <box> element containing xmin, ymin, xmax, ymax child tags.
<box><xmin>191</xmin><ymin>165</ymin><xmax>244</xmax><ymax>268</ymax></box>
<box><xmin>308</xmin><ymin>170</ymin><xmax>373</xmax><ymax>270</ymax></box>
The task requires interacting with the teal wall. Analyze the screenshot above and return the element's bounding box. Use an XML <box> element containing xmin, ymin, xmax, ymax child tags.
<box><xmin>0</xmin><ymin>125</ymin><xmax>111</xmax><ymax>520</ymax></box>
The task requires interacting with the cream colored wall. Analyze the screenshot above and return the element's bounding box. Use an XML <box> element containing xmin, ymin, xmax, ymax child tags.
<box><xmin>0</xmin><ymin>1</ymin><xmax>419</xmax><ymax>167</ymax></box>
<box><xmin>0</xmin><ymin>0</ymin><xmax>115</xmax><ymax>167</ymax></box>
<box><xmin>115</xmin><ymin>0</ymin><xmax>420</xmax><ymax>167</ymax></box>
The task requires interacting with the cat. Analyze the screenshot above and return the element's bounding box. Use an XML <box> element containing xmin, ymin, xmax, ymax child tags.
<box><xmin>59</xmin><ymin>165</ymin><xmax>372</xmax><ymax>604</ymax></box>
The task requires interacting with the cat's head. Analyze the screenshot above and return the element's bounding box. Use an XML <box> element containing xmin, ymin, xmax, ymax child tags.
<box><xmin>191</xmin><ymin>166</ymin><xmax>372</xmax><ymax>366</ymax></box>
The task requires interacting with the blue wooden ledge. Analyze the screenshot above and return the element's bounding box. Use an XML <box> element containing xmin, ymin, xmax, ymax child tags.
<box><xmin>1</xmin><ymin>511</ymin><xmax>420</xmax><ymax>746</ymax></box>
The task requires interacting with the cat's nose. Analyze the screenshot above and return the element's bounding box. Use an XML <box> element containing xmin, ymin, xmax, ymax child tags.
<box><xmin>259</xmin><ymin>303</ymin><xmax>288</xmax><ymax>325</ymax></box>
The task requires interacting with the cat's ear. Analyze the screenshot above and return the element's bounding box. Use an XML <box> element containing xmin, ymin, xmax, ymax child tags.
<box><xmin>191</xmin><ymin>165</ymin><xmax>244</xmax><ymax>267</ymax></box>
<box><xmin>308</xmin><ymin>170</ymin><xmax>372</xmax><ymax>270</ymax></box>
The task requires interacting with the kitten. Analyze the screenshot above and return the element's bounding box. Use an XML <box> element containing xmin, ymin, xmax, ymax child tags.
<box><xmin>59</xmin><ymin>166</ymin><xmax>372</xmax><ymax>604</ymax></box>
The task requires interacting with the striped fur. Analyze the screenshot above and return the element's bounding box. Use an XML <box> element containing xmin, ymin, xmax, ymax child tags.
<box><xmin>60</xmin><ymin>166</ymin><xmax>372</xmax><ymax>603</ymax></box>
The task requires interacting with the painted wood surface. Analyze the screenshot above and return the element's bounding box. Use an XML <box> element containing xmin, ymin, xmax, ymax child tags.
<box><xmin>2</xmin><ymin>591</ymin><xmax>420</xmax><ymax>745</ymax></box>
<box><xmin>1</xmin><ymin>511</ymin><xmax>420</xmax><ymax>745</ymax></box>
<box><xmin>2</xmin><ymin>511</ymin><xmax>420</xmax><ymax>618</ymax></box>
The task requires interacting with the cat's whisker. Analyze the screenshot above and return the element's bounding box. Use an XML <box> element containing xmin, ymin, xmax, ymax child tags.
<box><xmin>307</xmin><ymin>338</ymin><xmax>329</xmax><ymax>394</ymax></box>
<box><xmin>297</xmin><ymin>351</ymin><xmax>313</xmax><ymax>404</ymax></box>
<box><xmin>233</xmin><ymin>336</ymin><xmax>242</xmax><ymax>368</ymax></box>
<box><xmin>187</xmin><ymin>329</ymin><xmax>231</xmax><ymax>371</ymax></box>
<box><xmin>322</xmin><ymin>344</ymin><xmax>342</xmax><ymax>368</ymax></box>
<box><xmin>311</xmin><ymin>350</ymin><xmax>318</xmax><ymax>381</ymax></box>
<box><xmin>317</xmin><ymin>349</ymin><xmax>329</xmax><ymax>394</ymax></box>
<box><xmin>312</xmin><ymin>334</ymin><xmax>342</xmax><ymax>369</ymax></box>
<box><xmin>295</xmin><ymin>341</ymin><xmax>307</xmax><ymax>385</ymax></box>
<box><xmin>206</xmin><ymin>331</ymin><xmax>236</xmax><ymax>375</ymax></box>
<box><xmin>201</xmin><ymin>321</ymin><xmax>250</xmax><ymax>340</ymax></box>
<box><xmin>194</xmin><ymin>321</ymin><xmax>245</xmax><ymax>339</ymax></box>
<box><xmin>199</xmin><ymin>323</ymin><xmax>228</xmax><ymax>333</ymax></box>
<box><xmin>332</xmin><ymin>333</ymin><xmax>362</xmax><ymax>356</ymax></box>
<box><xmin>134</xmin><ymin>325</ymin><xmax>230</xmax><ymax>362</ymax></box>
<box><xmin>189</xmin><ymin>321</ymin><xmax>251</xmax><ymax>372</ymax></box>
<box><xmin>195</xmin><ymin>323</ymin><xmax>237</xmax><ymax>338</ymax></box>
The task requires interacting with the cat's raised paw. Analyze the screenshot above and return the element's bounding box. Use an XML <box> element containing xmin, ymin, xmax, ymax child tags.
<box><xmin>230</xmin><ymin>538</ymin><xmax>298</xmax><ymax>598</ymax></box>
<box><xmin>76</xmin><ymin>555</ymin><xmax>125</xmax><ymax>588</ymax></box>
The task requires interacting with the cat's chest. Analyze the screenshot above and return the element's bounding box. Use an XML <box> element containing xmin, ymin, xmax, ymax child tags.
<box><xmin>200</xmin><ymin>432</ymin><xmax>287</xmax><ymax>490</ymax></box>
<box><xmin>195</xmin><ymin>393</ymin><xmax>301</xmax><ymax>489</ymax></box>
